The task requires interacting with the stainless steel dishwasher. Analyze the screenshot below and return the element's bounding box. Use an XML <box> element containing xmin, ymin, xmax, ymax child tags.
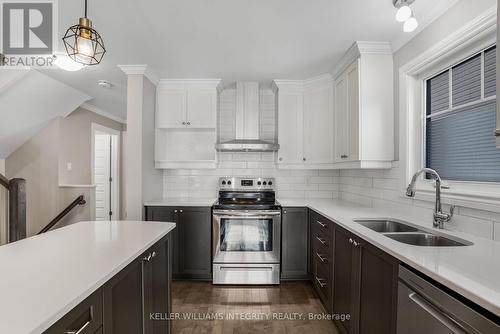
<box><xmin>397</xmin><ymin>266</ymin><xmax>500</xmax><ymax>334</ymax></box>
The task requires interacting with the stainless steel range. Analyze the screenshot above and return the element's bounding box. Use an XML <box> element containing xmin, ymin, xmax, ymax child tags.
<box><xmin>212</xmin><ymin>177</ymin><xmax>281</xmax><ymax>285</ymax></box>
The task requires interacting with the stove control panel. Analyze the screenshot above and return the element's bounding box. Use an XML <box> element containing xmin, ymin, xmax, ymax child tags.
<box><xmin>219</xmin><ymin>177</ymin><xmax>275</xmax><ymax>191</ymax></box>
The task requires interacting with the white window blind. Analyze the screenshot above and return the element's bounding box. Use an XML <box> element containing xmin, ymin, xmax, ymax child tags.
<box><xmin>425</xmin><ymin>46</ymin><xmax>500</xmax><ymax>182</ymax></box>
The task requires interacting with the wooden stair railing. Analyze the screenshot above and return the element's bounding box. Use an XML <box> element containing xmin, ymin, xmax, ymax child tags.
<box><xmin>0</xmin><ymin>173</ymin><xmax>26</xmax><ymax>242</ymax></box>
<box><xmin>37</xmin><ymin>195</ymin><xmax>86</xmax><ymax>235</ymax></box>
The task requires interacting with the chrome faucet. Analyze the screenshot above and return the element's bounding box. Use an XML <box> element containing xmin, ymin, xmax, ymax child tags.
<box><xmin>406</xmin><ymin>168</ymin><xmax>455</xmax><ymax>229</ymax></box>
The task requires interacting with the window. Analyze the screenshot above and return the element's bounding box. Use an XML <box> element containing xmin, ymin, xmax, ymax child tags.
<box><xmin>425</xmin><ymin>46</ymin><xmax>500</xmax><ymax>182</ymax></box>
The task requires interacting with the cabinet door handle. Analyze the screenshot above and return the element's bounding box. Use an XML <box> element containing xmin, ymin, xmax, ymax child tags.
<box><xmin>303</xmin><ymin>157</ymin><xmax>306</xmax><ymax>162</ymax></box>
<box><xmin>151</xmin><ymin>251</ymin><xmax>156</xmax><ymax>258</ymax></box>
<box><xmin>283</xmin><ymin>210</ymin><xmax>287</xmax><ymax>214</ymax></box>
<box><xmin>316</xmin><ymin>236</ymin><xmax>326</xmax><ymax>245</ymax></box>
<box><xmin>187</xmin><ymin>122</ymin><xmax>191</xmax><ymax>125</ymax></box>
<box><xmin>353</xmin><ymin>241</ymin><xmax>361</xmax><ymax>247</ymax></box>
<box><xmin>316</xmin><ymin>252</ymin><xmax>327</xmax><ymax>263</ymax></box>
<box><xmin>179</xmin><ymin>209</ymin><xmax>183</xmax><ymax>213</ymax></box>
<box><xmin>143</xmin><ymin>253</ymin><xmax>153</xmax><ymax>262</ymax></box>
<box><xmin>315</xmin><ymin>276</ymin><xmax>327</xmax><ymax>288</ymax></box>
<box><xmin>316</xmin><ymin>220</ymin><xmax>326</xmax><ymax>228</ymax></box>
<box><xmin>279</xmin><ymin>157</ymin><xmax>283</xmax><ymax>161</ymax></box>
<box><xmin>341</xmin><ymin>154</ymin><xmax>348</xmax><ymax>159</ymax></box>
<box><xmin>349</xmin><ymin>238</ymin><xmax>354</xmax><ymax>244</ymax></box>
<box><xmin>495</xmin><ymin>129</ymin><xmax>500</xmax><ymax>137</ymax></box>
<box><xmin>182</xmin><ymin>122</ymin><xmax>186</xmax><ymax>125</ymax></box>
<box><xmin>174</xmin><ymin>210</ymin><xmax>178</xmax><ymax>213</ymax></box>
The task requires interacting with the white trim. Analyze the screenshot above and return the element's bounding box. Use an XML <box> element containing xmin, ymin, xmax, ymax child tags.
<box><xmin>58</xmin><ymin>184</ymin><xmax>96</xmax><ymax>188</ymax></box>
<box><xmin>81</xmin><ymin>103</ymin><xmax>126</xmax><ymax>124</ymax></box>
<box><xmin>117</xmin><ymin>64</ymin><xmax>160</xmax><ymax>86</ymax></box>
<box><xmin>399</xmin><ymin>8</ymin><xmax>499</xmax><ymax>211</ymax></box>
<box><xmin>392</xmin><ymin>0</ymin><xmax>461</xmax><ymax>52</ymax></box>
<box><xmin>157</xmin><ymin>78</ymin><xmax>222</xmax><ymax>87</ymax></box>
<box><xmin>332</xmin><ymin>41</ymin><xmax>392</xmax><ymax>79</ymax></box>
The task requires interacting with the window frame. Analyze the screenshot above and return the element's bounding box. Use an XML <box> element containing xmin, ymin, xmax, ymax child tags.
<box><xmin>423</xmin><ymin>46</ymin><xmax>497</xmax><ymax>184</ymax></box>
<box><xmin>399</xmin><ymin>8</ymin><xmax>500</xmax><ymax>213</ymax></box>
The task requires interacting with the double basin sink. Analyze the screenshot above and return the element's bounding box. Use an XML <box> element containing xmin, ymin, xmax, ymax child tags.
<box><xmin>354</xmin><ymin>219</ymin><xmax>473</xmax><ymax>247</ymax></box>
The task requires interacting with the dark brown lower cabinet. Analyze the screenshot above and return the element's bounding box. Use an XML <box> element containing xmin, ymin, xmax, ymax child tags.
<box><xmin>281</xmin><ymin>207</ymin><xmax>309</xmax><ymax>280</ymax></box>
<box><xmin>145</xmin><ymin>206</ymin><xmax>212</xmax><ymax>280</ymax></box>
<box><xmin>333</xmin><ymin>225</ymin><xmax>399</xmax><ymax>334</ymax></box>
<box><xmin>333</xmin><ymin>226</ymin><xmax>354</xmax><ymax>333</ymax></box>
<box><xmin>44</xmin><ymin>235</ymin><xmax>172</xmax><ymax>334</ymax></box>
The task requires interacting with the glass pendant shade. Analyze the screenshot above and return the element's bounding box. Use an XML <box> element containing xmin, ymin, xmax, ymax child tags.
<box><xmin>395</xmin><ymin>5</ymin><xmax>412</xmax><ymax>22</ymax></box>
<box><xmin>63</xmin><ymin>17</ymin><xmax>105</xmax><ymax>65</ymax></box>
<box><xmin>403</xmin><ymin>17</ymin><xmax>419</xmax><ymax>32</ymax></box>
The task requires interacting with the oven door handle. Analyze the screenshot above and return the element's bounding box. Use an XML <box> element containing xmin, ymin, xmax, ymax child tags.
<box><xmin>214</xmin><ymin>215</ymin><xmax>280</xmax><ymax>220</ymax></box>
<box><xmin>213</xmin><ymin>210</ymin><xmax>282</xmax><ymax>217</ymax></box>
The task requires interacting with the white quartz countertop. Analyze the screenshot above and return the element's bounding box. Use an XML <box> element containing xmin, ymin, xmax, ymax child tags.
<box><xmin>144</xmin><ymin>197</ymin><xmax>216</xmax><ymax>206</ymax></box>
<box><xmin>0</xmin><ymin>220</ymin><xmax>176</xmax><ymax>334</ymax></box>
<box><xmin>279</xmin><ymin>198</ymin><xmax>500</xmax><ymax>316</ymax></box>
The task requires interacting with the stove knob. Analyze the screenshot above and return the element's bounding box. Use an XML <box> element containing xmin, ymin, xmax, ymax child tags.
<box><xmin>268</xmin><ymin>181</ymin><xmax>273</xmax><ymax>186</ymax></box>
<box><xmin>227</xmin><ymin>180</ymin><xmax>232</xmax><ymax>185</ymax></box>
<box><xmin>263</xmin><ymin>181</ymin><xmax>267</xmax><ymax>186</ymax></box>
<box><xmin>222</xmin><ymin>180</ymin><xmax>226</xmax><ymax>185</ymax></box>
<box><xmin>257</xmin><ymin>181</ymin><xmax>262</xmax><ymax>186</ymax></box>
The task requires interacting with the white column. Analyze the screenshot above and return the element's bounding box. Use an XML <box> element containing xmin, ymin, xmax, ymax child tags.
<box><xmin>118</xmin><ymin>65</ymin><xmax>163</xmax><ymax>220</ymax></box>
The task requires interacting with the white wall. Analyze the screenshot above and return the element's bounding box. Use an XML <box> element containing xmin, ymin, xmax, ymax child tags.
<box><xmin>0</xmin><ymin>159</ymin><xmax>5</xmax><ymax>174</ymax></box>
<box><xmin>339</xmin><ymin>0</ymin><xmax>500</xmax><ymax>242</ymax></box>
<box><xmin>124</xmin><ymin>74</ymin><xmax>163</xmax><ymax>220</ymax></box>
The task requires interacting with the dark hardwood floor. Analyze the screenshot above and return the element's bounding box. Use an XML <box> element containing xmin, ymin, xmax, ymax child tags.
<box><xmin>172</xmin><ymin>281</ymin><xmax>340</xmax><ymax>334</ymax></box>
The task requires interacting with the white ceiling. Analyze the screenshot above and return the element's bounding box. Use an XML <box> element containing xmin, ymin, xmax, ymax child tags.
<box><xmin>41</xmin><ymin>0</ymin><xmax>460</xmax><ymax>120</ymax></box>
<box><xmin>0</xmin><ymin>70</ymin><xmax>90</xmax><ymax>158</ymax></box>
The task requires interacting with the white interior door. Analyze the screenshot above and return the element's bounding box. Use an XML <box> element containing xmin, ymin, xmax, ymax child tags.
<box><xmin>93</xmin><ymin>124</ymin><xmax>120</xmax><ymax>221</ymax></box>
<box><xmin>94</xmin><ymin>132</ymin><xmax>111</xmax><ymax>221</ymax></box>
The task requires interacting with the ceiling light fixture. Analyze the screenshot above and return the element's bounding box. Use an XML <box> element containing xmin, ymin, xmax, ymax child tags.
<box><xmin>53</xmin><ymin>53</ymin><xmax>86</xmax><ymax>71</ymax></box>
<box><xmin>393</xmin><ymin>0</ymin><xmax>418</xmax><ymax>33</ymax></box>
<box><xmin>97</xmin><ymin>80</ymin><xmax>112</xmax><ymax>88</ymax></box>
<box><xmin>62</xmin><ymin>0</ymin><xmax>106</xmax><ymax>66</ymax></box>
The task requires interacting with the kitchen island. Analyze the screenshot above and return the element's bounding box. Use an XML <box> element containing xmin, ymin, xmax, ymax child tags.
<box><xmin>0</xmin><ymin>220</ymin><xmax>175</xmax><ymax>334</ymax></box>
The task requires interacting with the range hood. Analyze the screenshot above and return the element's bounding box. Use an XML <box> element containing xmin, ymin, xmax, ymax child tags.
<box><xmin>216</xmin><ymin>82</ymin><xmax>279</xmax><ymax>152</ymax></box>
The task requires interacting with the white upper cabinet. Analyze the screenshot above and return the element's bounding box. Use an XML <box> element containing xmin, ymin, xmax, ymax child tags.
<box><xmin>157</xmin><ymin>89</ymin><xmax>186</xmax><ymax>128</ymax></box>
<box><xmin>273</xmin><ymin>75</ymin><xmax>335</xmax><ymax>169</ymax></box>
<box><xmin>333</xmin><ymin>42</ymin><xmax>394</xmax><ymax>169</ymax></box>
<box><xmin>303</xmin><ymin>77</ymin><xmax>334</xmax><ymax>165</ymax></box>
<box><xmin>155</xmin><ymin>79</ymin><xmax>221</xmax><ymax>169</ymax></box>
<box><xmin>156</xmin><ymin>80</ymin><xmax>219</xmax><ymax>129</ymax></box>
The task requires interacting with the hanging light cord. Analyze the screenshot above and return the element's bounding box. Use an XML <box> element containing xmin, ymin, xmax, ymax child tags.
<box><xmin>84</xmin><ymin>0</ymin><xmax>87</xmax><ymax>18</ymax></box>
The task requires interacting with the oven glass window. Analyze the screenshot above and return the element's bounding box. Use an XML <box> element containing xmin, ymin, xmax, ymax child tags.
<box><xmin>220</xmin><ymin>218</ymin><xmax>273</xmax><ymax>251</ymax></box>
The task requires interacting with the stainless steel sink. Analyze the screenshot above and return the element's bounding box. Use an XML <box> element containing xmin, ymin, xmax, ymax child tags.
<box><xmin>354</xmin><ymin>218</ymin><xmax>473</xmax><ymax>247</ymax></box>
<box><xmin>354</xmin><ymin>219</ymin><xmax>421</xmax><ymax>233</ymax></box>
<box><xmin>384</xmin><ymin>233</ymin><xmax>473</xmax><ymax>247</ymax></box>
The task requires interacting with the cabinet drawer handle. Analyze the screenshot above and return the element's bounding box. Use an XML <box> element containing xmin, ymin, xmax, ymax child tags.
<box><xmin>143</xmin><ymin>252</ymin><xmax>153</xmax><ymax>262</ymax></box>
<box><xmin>316</xmin><ymin>220</ymin><xmax>327</xmax><ymax>228</ymax></box>
<box><xmin>65</xmin><ymin>306</ymin><xmax>93</xmax><ymax>334</ymax></box>
<box><xmin>349</xmin><ymin>238</ymin><xmax>354</xmax><ymax>244</ymax></box>
<box><xmin>316</xmin><ymin>236</ymin><xmax>327</xmax><ymax>245</ymax></box>
<box><xmin>316</xmin><ymin>252</ymin><xmax>327</xmax><ymax>263</ymax></box>
<box><xmin>341</xmin><ymin>154</ymin><xmax>348</xmax><ymax>159</ymax></box>
<box><xmin>315</xmin><ymin>276</ymin><xmax>327</xmax><ymax>288</ymax></box>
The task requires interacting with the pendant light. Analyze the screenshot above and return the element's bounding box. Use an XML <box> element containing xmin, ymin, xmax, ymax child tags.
<box><xmin>62</xmin><ymin>0</ymin><xmax>106</xmax><ymax>66</ymax></box>
<box><xmin>393</xmin><ymin>0</ymin><xmax>418</xmax><ymax>33</ymax></box>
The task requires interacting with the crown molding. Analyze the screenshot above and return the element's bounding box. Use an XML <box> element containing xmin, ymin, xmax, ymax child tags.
<box><xmin>81</xmin><ymin>103</ymin><xmax>126</xmax><ymax>124</ymax></box>
<box><xmin>117</xmin><ymin>64</ymin><xmax>159</xmax><ymax>86</ymax></box>
<box><xmin>158</xmin><ymin>78</ymin><xmax>222</xmax><ymax>86</ymax></box>
<box><xmin>332</xmin><ymin>41</ymin><xmax>392</xmax><ymax>79</ymax></box>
